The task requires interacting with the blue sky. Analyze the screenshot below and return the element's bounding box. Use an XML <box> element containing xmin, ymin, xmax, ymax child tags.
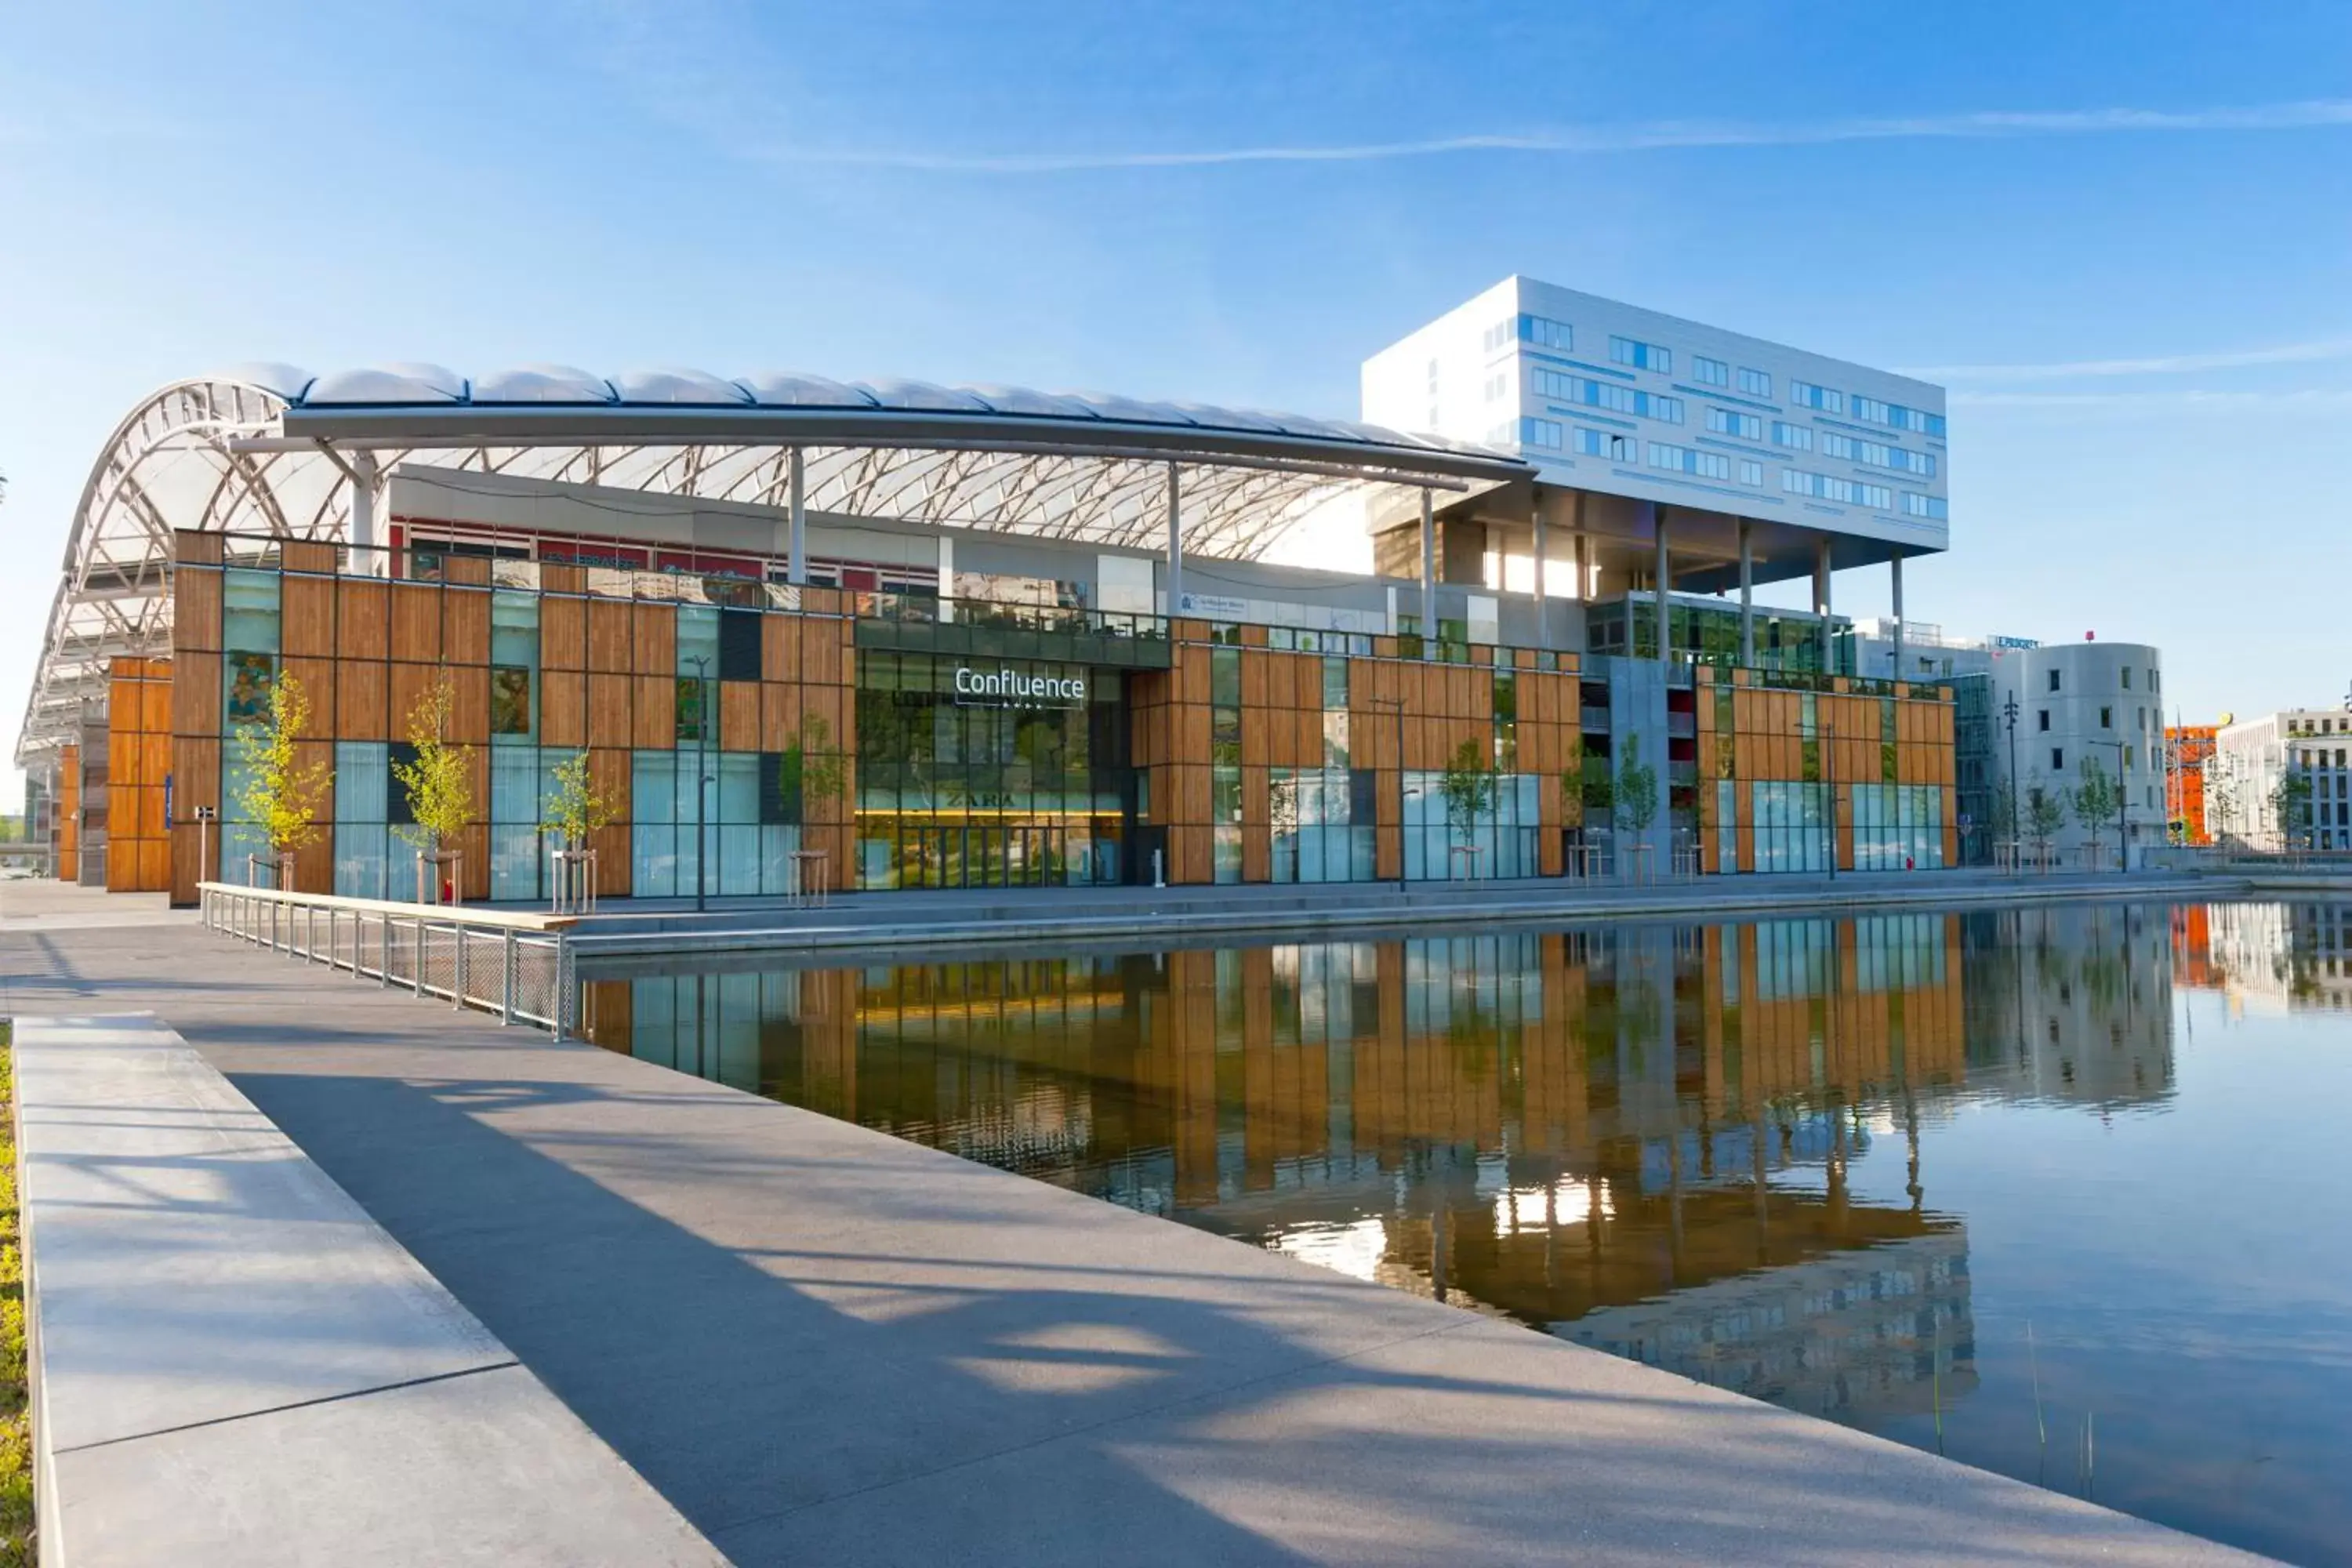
<box><xmin>5</xmin><ymin>1</ymin><xmax>2351</xmax><ymax>804</ymax></box>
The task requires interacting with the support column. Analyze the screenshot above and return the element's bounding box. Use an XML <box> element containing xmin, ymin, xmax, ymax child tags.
<box><xmin>1890</xmin><ymin>553</ymin><xmax>1905</xmax><ymax>677</ymax></box>
<box><xmin>1165</xmin><ymin>461</ymin><xmax>1183</xmax><ymax>615</ymax></box>
<box><xmin>347</xmin><ymin>449</ymin><xmax>380</xmax><ymax>576</ymax></box>
<box><xmin>1420</xmin><ymin>488</ymin><xmax>1436</xmax><ymax>661</ymax></box>
<box><xmin>787</xmin><ymin>447</ymin><xmax>808</xmax><ymax>586</ymax></box>
<box><xmin>1573</xmin><ymin>524</ymin><xmax>1589</xmax><ymax>602</ymax></box>
<box><xmin>1737</xmin><ymin>518</ymin><xmax>1755</xmax><ymax>668</ymax></box>
<box><xmin>1814</xmin><ymin>537</ymin><xmax>1834</xmax><ymax>673</ymax></box>
<box><xmin>1653</xmin><ymin>506</ymin><xmax>1671</xmax><ymax>664</ymax></box>
<box><xmin>1530</xmin><ymin>506</ymin><xmax>1548</xmax><ymax>651</ymax></box>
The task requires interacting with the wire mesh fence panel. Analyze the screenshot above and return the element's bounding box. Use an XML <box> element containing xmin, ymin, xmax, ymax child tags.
<box><xmin>419</xmin><ymin>924</ymin><xmax>458</xmax><ymax>1000</ymax></box>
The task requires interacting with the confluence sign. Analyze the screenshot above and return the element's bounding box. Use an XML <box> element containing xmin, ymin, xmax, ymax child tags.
<box><xmin>953</xmin><ymin>665</ymin><xmax>1087</xmax><ymax>708</ymax></box>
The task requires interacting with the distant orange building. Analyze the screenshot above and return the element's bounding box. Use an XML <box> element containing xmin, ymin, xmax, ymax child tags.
<box><xmin>2168</xmin><ymin>725</ymin><xmax>2218</xmax><ymax>844</ymax></box>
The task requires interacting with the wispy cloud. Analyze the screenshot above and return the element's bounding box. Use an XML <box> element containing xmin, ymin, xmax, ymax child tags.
<box><xmin>1913</xmin><ymin>337</ymin><xmax>2352</xmax><ymax>383</ymax></box>
<box><xmin>1952</xmin><ymin>387</ymin><xmax>2352</xmax><ymax>410</ymax></box>
<box><xmin>753</xmin><ymin>97</ymin><xmax>2352</xmax><ymax>174</ymax></box>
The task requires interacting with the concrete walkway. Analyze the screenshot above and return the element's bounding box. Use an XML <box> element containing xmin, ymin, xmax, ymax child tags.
<box><xmin>566</xmin><ymin>866</ymin><xmax>2240</xmax><ymax>956</ymax></box>
<box><xmin>1</xmin><ymin>881</ymin><xmax>2267</xmax><ymax>1566</ymax></box>
<box><xmin>8</xmin><ymin>1011</ymin><xmax>722</xmax><ymax>1566</ymax></box>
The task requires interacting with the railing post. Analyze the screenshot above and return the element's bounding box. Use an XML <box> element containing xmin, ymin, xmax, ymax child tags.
<box><xmin>551</xmin><ymin>931</ymin><xmax>572</xmax><ymax>1044</ymax></box>
<box><xmin>414</xmin><ymin>916</ymin><xmax>426</xmax><ymax>997</ymax></box>
<box><xmin>500</xmin><ymin>931</ymin><xmax>516</xmax><ymax>1026</ymax></box>
<box><xmin>379</xmin><ymin>913</ymin><xmax>390</xmax><ymax>986</ymax></box>
<box><xmin>454</xmin><ymin>924</ymin><xmax>467</xmax><ymax>1011</ymax></box>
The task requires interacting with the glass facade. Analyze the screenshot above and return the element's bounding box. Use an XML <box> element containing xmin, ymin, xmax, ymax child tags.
<box><xmin>1587</xmin><ymin>597</ymin><xmax>1856</xmax><ymax>676</ymax></box>
<box><xmin>854</xmin><ymin>650</ymin><xmax>1132</xmax><ymax>890</ymax></box>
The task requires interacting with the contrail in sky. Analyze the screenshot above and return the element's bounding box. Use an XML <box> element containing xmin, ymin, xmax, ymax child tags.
<box><xmin>761</xmin><ymin>99</ymin><xmax>2352</xmax><ymax>173</ymax></box>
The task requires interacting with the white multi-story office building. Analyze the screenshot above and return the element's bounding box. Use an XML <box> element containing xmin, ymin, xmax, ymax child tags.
<box><xmin>2208</xmin><ymin>709</ymin><xmax>2352</xmax><ymax>851</ymax></box>
<box><xmin>1363</xmin><ymin>278</ymin><xmax>1948</xmax><ymax>659</ymax></box>
<box><xmin>1986</xmin><ymin>641</ymin><xmax>2168</xmax><ymax>867</ymax></box>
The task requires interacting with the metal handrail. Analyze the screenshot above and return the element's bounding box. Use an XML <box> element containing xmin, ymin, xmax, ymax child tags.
<box><xmin>196</xmin><ymin>882</ymin><xmax>576</xmax><ymax>1038</ymax></box>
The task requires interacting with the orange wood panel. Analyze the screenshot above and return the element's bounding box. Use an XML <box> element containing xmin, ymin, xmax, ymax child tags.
<box><xmin>335</xmin><ymin>579</ymin><xmax>388</xmax><ymax>661</ymax></box>
<box><xmin>335</xmin><ymin>662</ymin><xmax>386</xmax><ymax>742</ymax></box>
<box><xmin>390</xmin><ymin>583</ymin><xmax>441</xmax><ymax>662</ymax></box>
<box><xmin>175</xmin><ymin>566</ymin><xmax>223</xmax><ymax>652</ymax></box>
<box><xmin>447</xmin><ymin>666</ymin><xmax>489</xmax><ymax>745</ymax></box>
<box><xmin>631</xmin><ymin>602</ymin><xmax>676</xmax><ymax>676</ymax></box>
<box><xmin>281</xmin><ymin>656</ymin><xmax>336</xmax><ymax>738</ymax></box>
<box><xmin>541</xmin><ymin>564</ymin><xmax>585</xmax><ymax>594</ymax></box>
<box><xmin>720</xmin><ymin>681</ymin><xmax>760</xmax><ymax>751</ymax></box>
<box><xmin>174</xmin><ymin>529</ymin><xmax>224</xmax><ymax>565</ymax></box>
<box><xmin>445</xmin><ymin>554</ymin><xmax>492</xmax><ymax>587</ymax></box>
<box><xmin>587</xmin><ymin>674</ymin><xmax>633</xmax><ymax>750</ymax></box>
<box><xmin>443</xmin><ymin>586</ymin><xmax>492</xmax><ymax>666</ymax></box>
<box><xmin>540</xmin><ymin>670</ymin><xmax>586</xmax><ymax>749</ymax></box>
<box><xmin>587</xmin><ymin>601</ymin><xmax>633</xmax><ymax>672</ymax></box>
<box><xmin>760</xmin><ymin>613</ymin><xmax>798</xmax><ymax>682</ymax></box>
<box><xmin>172</xmin><ymin>653</ymin><xmax>220</xmax><ymax>738</ymax></box>
<box><xmin>281</xmin><ymin>540</ymin><xmax>335</xmax><ymax>574</ymax></box>
<box><xmin>541</xmin><ymin>594</ymin><xmax>586</xmax><ymax>670</ymax></box>
<box><xmin>1240</xmin><ymin>651</ymin><xmax>1269</xmax><ymax>709</ymax></box>
<box><xmin>761</xmin><ymin>682</ymin><xmax>801</xmax><ymax>750</ymax></box>
<box><xmin>387</xmin><ymin>664</ymin><xmax>441</xmax><ymax>744</ymax></box>
<box><xmin>632</xmin><ymin>675</ymin><xmax>676</xmax><ymax>750</ymax></box>
<box><xmin>281</xmin><ymin>575</ymin><xmax>333</xmax><ymax>658</ymax></box>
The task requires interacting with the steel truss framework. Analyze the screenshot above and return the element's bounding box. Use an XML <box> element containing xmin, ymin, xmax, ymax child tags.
<box><xmin>20</xmin><ymin>369</ymin><xmax>1526</xmax><ymax>765</ymax></box>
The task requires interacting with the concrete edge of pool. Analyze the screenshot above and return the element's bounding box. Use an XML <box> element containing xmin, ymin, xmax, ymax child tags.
<box><xmin>0</xmin><ymin>891</ymin><xmax>2281</xmax><ymax>1566</ymax></box>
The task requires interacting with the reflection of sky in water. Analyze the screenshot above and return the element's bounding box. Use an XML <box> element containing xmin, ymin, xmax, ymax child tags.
<box><xmin>587</xmin><ymin>898</ymin><xmax>2352</xmax><ymax>1566</ymax></box>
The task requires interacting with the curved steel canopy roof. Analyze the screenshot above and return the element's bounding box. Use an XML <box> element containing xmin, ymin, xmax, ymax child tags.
<box><xmin>19</xmin><ymin>365</ymin><xmax>1529</xmax><ymax>765</ymax></box>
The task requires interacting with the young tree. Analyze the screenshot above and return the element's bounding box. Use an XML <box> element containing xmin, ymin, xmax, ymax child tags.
<box><xmin>393</xmin><ymin>677</ymin><xmax>474</xmax><ymax>904</ymax></box>
<box><xmin>540</xmin><ymin>750</ymin><xmax>615</xmax><ymax>908</ymax></box>
<box><xmin>2270</xmin><ymin>768</ymin><xmax>2314</xmax><ymax>851</ymax></box>
<box><xmin>2071</xmin><ymin>756</ymin><xmax>2122</xmax><ymax>860</ymax></box>
<box><xmin>1439</xmin><ymin>737</ymin><xmax>1498</xmax><ymax>877</ymax></box>
<box><xmin>2024</xmin><ymin>775</ymin><xmax>2069</xmax><ymax>862</ymax></box>
<box><xmin>233</xmin><ymin>670</ymin><xmax>329</xmax><ymax>887</ymax></box>
<box><xmin>779</xmin><ymin>713</ymin><xmax>850</xmax><ymax>891</ymax></box>
<box><xmin>1615</xmin><ymin>735</ymin><xmax>1660</xmax><ymax>837</ymax></box>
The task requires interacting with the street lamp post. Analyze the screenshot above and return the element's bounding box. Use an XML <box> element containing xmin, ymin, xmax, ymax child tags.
<box><xmin>2087</xmin><ymin>736</ymin><xmax>2130</xmax><ymax>873</ymax></box>
<box><xmin>683</xmin><ymin>654</ymin><xmax>711</xmax><ymax>912</ymax></box>
<box><xmin>2002</xmin><ymin>692</ymin><xmax>2021</xmax><ymax>867</ymax></box>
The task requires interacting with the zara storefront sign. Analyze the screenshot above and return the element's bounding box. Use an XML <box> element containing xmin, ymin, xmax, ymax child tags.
<box><xmin>953</xmin><ymin>665</ymin><xmax>1087</xmax><ymax>709</ymax></box>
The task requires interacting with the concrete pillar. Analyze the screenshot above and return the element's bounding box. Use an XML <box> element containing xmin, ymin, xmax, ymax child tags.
<box><xmin>1737</xmin><ymin>518</ymin><xmax>1755</xmax><ymax>668</ymax></box>
<box><xmin>1420</xmin><ymin>488</ymin><xmax>1436</xmax><ymax>660</ymax></box>
<box><xmin>788</xmin><ymin>447</ymin><xmax>808</xmax><ymax>586</ymax></box>
<box><xmin>1530</xmin><ymin>507</ymin><xmax>1548</xmax><ymax>650</ymax></box>
<box><xmin>1814</xmin><ymin>537</ymin><xmax>1834</xmax><ymax>673</ymax></box>
<box><xmin>1165</xmin><ymin>461</ymin><xmax>1183</xmax><ymax>615</ymax></box>
<box><xmin>1653</xmin><ymin>507</ymin><xmax>1671</xmax><ymax>664</ymax></box>
<box><xmin>1573</xmin><ymin>525</ymin><xmax>1589</xmax><ymax>602</ymax></box>
<box><xmin>1890</xmin><ymin>553</ymin><xmax>1905</xmax><ymax>678</ymax></box>
<box><xmin>347</xmin><ymin>449</ymin><xmax>380</xmax><ymax>576</ymax></box>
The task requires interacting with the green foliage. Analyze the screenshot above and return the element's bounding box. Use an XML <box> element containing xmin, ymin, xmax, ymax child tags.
<box><xmin>231</xmin><ymin>671</ymin><xmax>329</xmax><ymax>864</ymax></box>
<box><xmin>2024</xmin><ymin>777</ymin><xmax>2069</xmax><ymax>851</ymax></box>
<box><xmin>539</xmin><ymin>750</ymin><xmax>615</xmax><ymax>848</ymax></box>
<box><xmin>1616</xmin><ymin>735</ymin><xmax>1661</xmax><ymax>835</ymax></box>
<box><xmin>1439</xmin><ymin>736</ymin><xmax>1498</xmax><ymax>846</ymax></box>
<box><xmin>2270</xmin><ymin>769</ymin><xmax>2314</xmax><ymax>848</ymax></box>
<box><xmin>780</xmin><ymin>713</ymin><xmax>848</xmax><ymax>823</ymax></box>
<box><xmin>2</xmin><ymin>1029</ymin><xmax>34</xmax><ymax>1565</ymax></box>
<box><xmin>392</xmin><ymin>677</ymin><xmax>474</xmax><ymax>855</ymax></box>
<box><xmin>2071</xmin><ymin>756</ymin><xmax>2122</xmax><ymax>836</ymax></box>
<box><xmin>1578</xmin><ymin>753</ymin><xmax>1613</xmax><ymax>813</ymax></box>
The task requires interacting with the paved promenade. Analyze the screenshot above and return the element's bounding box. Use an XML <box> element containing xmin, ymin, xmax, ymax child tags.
<box><xmin>2</xmin><ymin>880</ymin><xmax>2267</xmax><ymax>1565</ymax></box>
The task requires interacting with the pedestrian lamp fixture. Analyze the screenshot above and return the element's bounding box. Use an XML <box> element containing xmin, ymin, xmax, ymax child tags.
<box><xmin>682</xmin><ymin>654</ymin><xmax>712</xmax><ymax>913</ymax></box>
<box><xmin>2001</xmin><ymin>692</ymin><xmax>2021</xmax><ymax>859</ymax></box>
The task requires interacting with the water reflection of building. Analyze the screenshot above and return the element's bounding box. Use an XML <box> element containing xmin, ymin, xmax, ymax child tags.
<box><xmin>583</xmin><ymin>915</ymin><xmax>1978</xmax><ymax>1393</ymax></box>
<box><xmin>2194</xmin><ymin>899</ymin><xmax>2352</xmax><ymax>1012</ymax></box>
<box><xmin>1958</xmin><ymin>903</ymin><xmax>2176</xmax><ymax>1107</ymax></box>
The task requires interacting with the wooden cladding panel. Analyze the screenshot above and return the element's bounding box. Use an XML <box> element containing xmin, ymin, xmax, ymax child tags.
<box><xmin>336</xmin><ymin>580</ymin><xmax>389</xmax><ymax>661</ymax></box>
<box><xmin>281</xmin><ymin>575</ymin><xmax>334</xmax><ymax>658</ymax></box>
<box><xmin>281</xmin><ymin>657</ymin><xmax>336</xmax><ymax>738</ymax></box>
<box><xmin>282</xmin><ymin>541</ymin><xmax>336</xmax><ymax>575</ymax></box>
<box><xmin>587</xmin><ymin>675</ymin><xmax>633</xmax><ymax>750</ymax></box>
<box><xmin>720</xmin><ymin>681</ymin><xmax>760</xmax><ymax>752</ymax></box>
<box><xmin>336</xmin><ymin>662</ymin><xmax>387</xmax><ymax>742</ymax></box>
<box><xmin>444</xmin><ymin>588</ymin><xmax>492</xmax><ymax>666</ymax></box>
<box><xmin>390</xmin><ymin>583</ymin><xmax>441</xmax><ymax>662</ymax></box>
<box><xmin>632</xmin><ymin>675</ymin><xmax>675</xmax><ymax>750</ymax></box>
<box><xmin>172</xmin><ymin>653</ymin><xmax>220</xmax><ymax>739</ymax></box>
<box><xmin>587</xmin><ymin>601</ymin><xmax>633</xmax><ymax>673</ymax></box>
<box><xmin>760</xmin><ymin>682</ymin><xmax>801</xmax><ymax>750</ymax></box>
<box><xmin>541</xmin><ymin>670</ymin><xmax>586</xmax><ymax>749</ymax></box>
<box><xmin>541</xmin><ymin>595</ymin><xmax>587</xmax><ymax>670</ymax></box>
<box><xmin>387</xmin><ymin>664</ymin><xmax>439</xmax><ymax>742</ymax></box>
<box><xmin>631</xmin><ymin>602</ymin><xmax>676</xmax><ymax>676</ymax></box>
<box><xmin>761</xmin><ymin>614</ymin><xmax>799</xmax><ymax>682</ymax></box>
<box><xmin>541</xmin><ymin>564</ymin><xmax>585</xmax><ymax>595</ymax></box>
<box><xmin>447</xmin><ymin>667</ymin><xmax>489</xmax><ymax>746</ymax></box>
<box><xmin>175</xmin><ymin>567</ymin><xmax>223</xmax><ymax>653</ymax></box>
<box><xmin>174</xmin><ymin>529</ymin><xmax>224</xmax><ymax>566</ymax></box>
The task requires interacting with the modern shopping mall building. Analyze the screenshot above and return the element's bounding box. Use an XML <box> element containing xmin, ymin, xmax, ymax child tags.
<box><xmin>17</xmin><ymin>277</ymin><xmax>1959</xmax><ymax>902</ymax></box>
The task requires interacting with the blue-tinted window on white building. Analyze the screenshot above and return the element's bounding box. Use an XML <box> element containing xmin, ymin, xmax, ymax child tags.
<box><xmin>1737</xmin><ymin>368</ymin><xmax>1772</xmax><ymax>397</ymax></box>
<box><xmin>1693</xmin><ymin>356</ymin><xmax>1730</xmax><ymax>387</ymax></box>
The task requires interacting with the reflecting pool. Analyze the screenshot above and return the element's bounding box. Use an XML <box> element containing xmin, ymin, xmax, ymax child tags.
<box><xmin>582</xmin><ymin>898</ymin><xmax>2352</xmax><ymax>1565</ymax></box>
